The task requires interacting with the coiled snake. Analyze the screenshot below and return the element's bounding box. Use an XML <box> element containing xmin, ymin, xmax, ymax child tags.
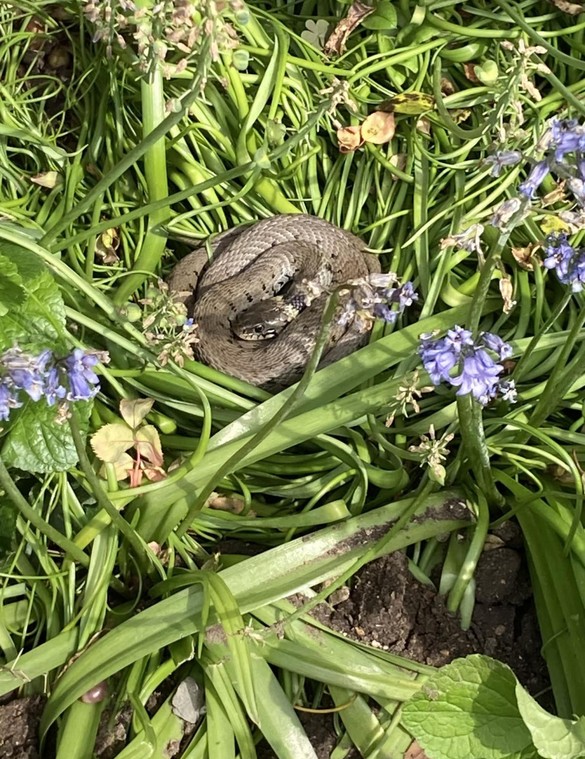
<box><xmin>168</xmin><ymin>214</ymin><xmax>380</xmax><ymax>390</ymax></box>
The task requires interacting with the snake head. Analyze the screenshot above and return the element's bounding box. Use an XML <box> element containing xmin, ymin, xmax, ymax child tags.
<box><xmin>231</xmin><ymin>297</ymin><xmax>297</xmax><ymax>341</ymax></box>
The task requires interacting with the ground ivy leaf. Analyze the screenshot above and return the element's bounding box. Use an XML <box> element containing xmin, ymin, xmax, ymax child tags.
<box><xmin>0</xmin><ymin>254</ymin><xmax>25</xmax><ymax>316</ymax></box>
<box><xmin>0</xmin><ymin>244</ymin><xmax>66</xmax><ymax>352</ymax></box>
<box><xmin>2</xmin><ymin>401</ymin><xmax>91</xmax><ymax>473</ymax></box>
<box><xmin>516</xmin><ymin>683</ymin><xmax>585</xmax><ymax>759</ymax></box>
<box><xmin>90</xmin><ymin>423</ymin><xmax>134</xmax><ymax>463</ymax></box>
<box><xmin>402</xmin><ymin>655</ymin><xmax>534</xmax><ymax>759</ymax></box>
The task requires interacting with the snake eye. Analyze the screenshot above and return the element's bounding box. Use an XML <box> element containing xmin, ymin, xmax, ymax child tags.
<box><xmin>254</xmin><ymin>325</ymin><xmax>264</xmax><ymax>334</ymax></box>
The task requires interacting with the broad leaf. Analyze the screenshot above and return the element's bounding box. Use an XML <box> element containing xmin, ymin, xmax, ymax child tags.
<box><xmin>516</xmin><ymin>683</ymin><xmax>585</xmax><ymax>759</ymax></box>
<box><xmin>90</xmin><ymin>423</ymin><xmax>135</xmax><ymax>463</ymax></box>
<box><xmin>402</xmin><ymin>655</ymin><xmax>534</xmax><ymax>759</ymax></box>
<box><xmin>2</xmin><ymin>401</ymin><xmax>91</xmax><ymax>473</ymax></box>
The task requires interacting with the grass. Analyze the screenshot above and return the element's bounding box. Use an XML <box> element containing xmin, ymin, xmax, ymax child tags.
<box><xmin>2</xmin><ymin>0</ymin><xmax>585</xmax><ymax>756</ymax></box>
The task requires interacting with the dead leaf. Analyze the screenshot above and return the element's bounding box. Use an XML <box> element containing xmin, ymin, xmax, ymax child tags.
<box><xmin>208</xmin><ymin>492</ymin><xmax>246</xmax><ymax>514</ymax></box>
<box><xmin>499</xmin><ymin>277</ymin><xmax>517</xmax><ymax>313</ymax></box>
<box><xmin>541</xmin><ymin>214</ymin><xmax>571</xmax><ymax>235</ymax></box>
<box><xmin>511</xmin><ymin>244</ymin><xmax>537</xmax><ymax>270</ymax></box>
<box><xmin>404</xmin><ymin>740</ymin><xmax>429</xmax><ymax>759</ymax></box>
<box><xmin>324</xmin><ymin>1</ymin><xmax>375</xmax><ymax>56</ymax></box>
<box><xmin>120</xmin><ymin>398</ymin><xmax>154</xmax><ymax>430</ymax></box>
<box><xmin>451</xmin><ymin>108</ymin><xmax>472</xmax><ymax>124</ymax></box>
<box><xmin>99</xmin><ymin>451</ymin><xmax>135</xmax><ymax>481</ymax></box>
<box><xmin>416</xmin><ymin>117</ymin><xmax>431</xmax><ymax>136</ymax></box>
<box><xmin>91</xmin><ymin>423</ymin><xmax>134</xmax><ymax>463</ymax></box>
<box><xmin>129</xmin><ymin>465</ymin><xmax>143</xmax><ymax>488</ymax></box>
<box><xmin>440</xmin><ymin>77</ymin><xmax>455</xmax><ymax>96</ymax></box>
<box><xmin>337</xmin><ymin>125</ymin><xmax>364</xmax><ymax>153</ymax></box>
<box><xmin>135</xmin><ymin>425</ymin><xmax>164</xmax><ymax>467</ymax></box>
<box><xmin>463</xmin><ymin>62</ymin><xmax>481</xmax><ymax>83</ymax></box>
<box><xmin>542</xmin><ymin>181</ymin><xmax>566</xmax><ymax>206</ymax></box>
<box><xmin>142</xmin><ymin>465</ymin><xmax>167</xmax><ymax>482</ymax></box>
<box><xmin>31</xmin><ymin>171</ymin><xmax>61</xmax><ymax>189</ymax></box>
<box><xmin>95</xmin><ymin>227</ymin><xmax>120</xmax><ymax>265</ymax></box>
<box><xmin>361</xmin><ymin>111</ymin><xmax>395</xmax><ymax>144</ymax></box>
<box><xmin>389</xmin><ymin>153</ymin><xmax>407</xmax><ymax>177</ymax></box>
<box><xmin>380</xmin><ymin>92</ymin><xmax>435</xmax><ymax>115</ymax></box>
<box><xmin>548</xmin><ymin>0</ymin><xmax>585</xmax><ymax>13</ymax></box>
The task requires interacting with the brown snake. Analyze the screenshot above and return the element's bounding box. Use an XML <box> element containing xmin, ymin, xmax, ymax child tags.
<box><xmin>168</xmin><ymin>214</ymin><xmax>380</xmax><ymax>390</ymax></box>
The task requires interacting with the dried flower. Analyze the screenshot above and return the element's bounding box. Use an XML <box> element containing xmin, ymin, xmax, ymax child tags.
<box><xmin>409</xmin><ymin>425</ymin><xmax>455</xmax><ymax>485</ymax></box>
<box><xmin>83</xmin><ymin>0</ymin><xmax>243</xmax><ymax>77</ymax></box>
<box><xmin>384</xmin><ymin>370</ymin><xmax>434</xmax><ymax>426</ymax></box>
<box><xmin>138</xmin><ymin>280</ymin><xmax>199</xmax><ymax>366</ymax></box>
<box><xmin>440</xmin><ymin>224</ymin><xmax>484</xmax><ymax>255</ymax></box>
<box><xmin>484</xmin><ymin>150</ymin><xmax>522</xmax><ymax>177</ymax></box>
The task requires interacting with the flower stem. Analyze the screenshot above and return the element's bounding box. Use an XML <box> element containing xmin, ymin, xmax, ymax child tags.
<box><xmin>114</xmin><ymin>69</ymin><xmax>169</xmax><ymax>304</ymax></box>
<box><xmin>456</xmin><ymin>393</ymin><xmax>504</xmax><ymax>508</ymax></box>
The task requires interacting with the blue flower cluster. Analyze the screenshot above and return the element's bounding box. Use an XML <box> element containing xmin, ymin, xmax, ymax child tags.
<box><xmin>419</xmin><ymin>326</ymin><xmax>516</xmax><ymax>406</ymax></box>
<box><xmin>518</xmin><ymin>119</ymin><xmax>585</xmax><ymax>202</ymax></box>
<box><xmin>337</xmin><ymin>273</ymin><xmax>418</xmax><ymax>332</ymax></box>
<box><xmin>371</xmin><ymin>278</ymin><xmax>418</xmax><ymax>325</ymax></box>
<box><xmin>0</xmin><ymin>346</ymin><xmax>101</xmax><ymax>422</ymax></box>
<box><xmin>543</xmin><ymin>233</ymin><xmax>585</xmax><ymax>292</ymax></box>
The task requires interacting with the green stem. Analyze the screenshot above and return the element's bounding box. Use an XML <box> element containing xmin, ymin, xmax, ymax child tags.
<box><xmin>0</xmin><ymin>455</ymin><xmax>89</xmax><ymax>567</ymax></box>
<box><xmin>114</xmin><ymin>70</ymin><xmax>169</xmax><ymax>303</ymax></box>
<box><xmin>466</xmin><ymin>230</ymin><xmax>508</xmax><ymax>333</ymax></box>
<box><xmin>456</xmin><ymin>393</ymin><xmax>504</xmax><ymax>508</ymax></box>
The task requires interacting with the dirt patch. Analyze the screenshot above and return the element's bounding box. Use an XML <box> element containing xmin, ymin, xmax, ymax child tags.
<box><xmin>317</xmin><ymin>548</ymin><xmax>548</xmax><ymax>696</ymax></box>
<box><xmin>258</xmin><ymin>533</ymin><xmax>550</xmax><ymax>759</ymax></box>
<box><xmin>0</xmin><ymin>696</ymin><xmax>45</xmax><ymax>759</ymax></box>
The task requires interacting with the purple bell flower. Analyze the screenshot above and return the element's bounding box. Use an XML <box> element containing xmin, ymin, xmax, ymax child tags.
<box><xmin>419</xmin><ymin>328</ymin><xmax>515</xmax><ymax>406</ymax></box>
<box><xmin>518</xmin><ymin>161</ymin><xmax>550</xmax><ymax>198</ymax></box>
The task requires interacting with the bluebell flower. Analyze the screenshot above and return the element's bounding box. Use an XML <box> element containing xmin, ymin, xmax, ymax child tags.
<box><xmin>419</xmin><ymin>332</ymin><xmax>461</xmax><ymax>385</ymax></box>
<box><xmin>518</xmin><ymin>161</ymin><xmax>550</xmax><ymax>198</ymax></box>
<box><xmin>0</xmin><ymin>346</ymin><xmax>103</xmax><ymax>422</ymax></box>
<box><xmin>480</xmin><ymin>332</ymin><xmax>513</xmax><ymax>360</ymax></box>
<box><xmin>490</xmin><ymin>197</ymin><xmax>528</xmax><ymax>231</ymax></box>
<box><xmin>341</xmin><ymin>275</ymin><xmax>418</xmax><ymax>328</ymax></box>
<box><xmin>373</xmin><ymin>303</ymin><xmax>398</xmax><ymax>324</ymax></box>
<box><xmin>449</xmin><ymin>347</ymin><xmax>503</xmax><ymax>405</ymax></box>
<box><xmin>0</xmin><ymin>382</ymin><xmax>22</xmax><ymax>422</ymax></box>
<box><xmin>498</xmin><ymin>379</ymin><xmax>517</xmax><ymax>403</ymax></box>
<box><xmin>484</xmin><ymin>150</ymin><xmax>522</xmax><ymax>177</ymax></box>
<box><xmin>1</xmin><ymin>347</ymin><xmax>52</xmax><ymax>402</ymax></box>
<box><xmin>543</xmin><ymin>233</ymin><xmax>585</xmax><ymax>292</ymax></box>
<box><xmin>419</xmin><ymin>328</ymin><xmax>515</xmax><ymax>406</ymax></box>
<box><xmin>44</xmin><ymin>367</ymin><xmax>67</xmax><ymax>406</ymax></box>
<box><xmin>550</xmin><ymin>118</ymin><xmax>585</xmax><ymax>161</ymax></box>
<box><xmin>63</xmin><ymin>349</ymin><xmax>100</xmax><ymax>401</ymax></box>
<box><xmin>397</xmin><ymin>281</ymin><xmax>417</xmax><ymax>309</ymax></box>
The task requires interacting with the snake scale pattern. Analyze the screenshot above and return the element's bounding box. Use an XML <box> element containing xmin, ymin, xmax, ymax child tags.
<box><xmin>168</xmin><ymin>214</ymin><xmax>380</xmax><ymax>390</ymax></box>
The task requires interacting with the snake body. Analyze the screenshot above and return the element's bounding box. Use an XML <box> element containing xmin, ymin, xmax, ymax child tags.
<box><xmin>168</xmin><ymin>214</ymin><xmax>380</xmax><ymax>390</ymax></box>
